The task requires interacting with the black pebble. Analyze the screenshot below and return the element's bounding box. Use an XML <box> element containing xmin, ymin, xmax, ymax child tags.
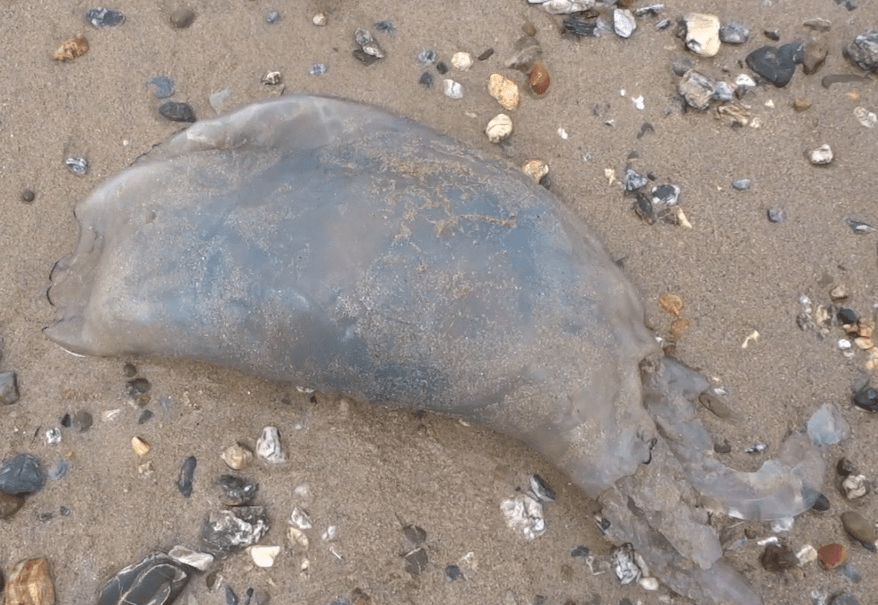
<box><xmin>158</xmin><ymin>101</ymin><xmax>197</xmax><ymax>123</ymax></box>
<box><xmin>178</xmin><ymin>456</ymin><xmax>197</xmax><ymax>497</ymax></box>
<box><xmin>374</xmin><ymin>20</ymin><xmax>395</xmax><ymax>34</ymax></box>
<box><xmin>746</xmin><ymin>43</ymin><xmax>803</xmax><ymax>87</ymax></box>
<box><xmin>225</xmin><ymin>585</ymin><xmax>238</xmax><ymax>605</ymax></box>
<box><xmin>404</xmin><ymin>548</ymin><xmax>428</xmax><ymax>576</ymax></box>
<box><xmin>61</xmin><ymin>413</ymin><xmax>72</xmax><ymax>428</ymax></box>
<box><xmin>838</xmin><ymin>308</ymin><xmax>858</xmax><ymax>324</ymax></box>
<box><xmin>837</xmin><ymin>457</ymin><xmax>857</xmax><ymax>476</ymax></box>
<box><xmin>571</xmin><ymin>545</ymin><xmax>590</xmax><ymax>557</ymax></box>
<box><xmin>0</xmin><ymin>453</ymin><xmax>45</xmax><ymax>495</ymax></box>
<box><xmin>402</xmin><ymin>524</ymin><xmax>426</xmax><ymax>545</ymax></box>
<box><xmin>218</xmin><ymin>474</ymin><xmax>258</xmax><ymax>506</ymax></box>
<box><xmin>853</xmin><ymin>385</ymin><xmax>878</xmax><ymax>412</ymax></box>
<box><xmin>418</xmin><ymin>71</ymin><xmax>434</xmax><ymax>88</ymax></box>
<box><xmin>445</xmin><ymin>564</ymin><xmax>464</xmax><ymax>580</ymax></box>
<box><xmin>477</xmin><ymin>48</ymin><xmax>494</xmax><ymax>61</ymax></box>
<box><xmin>435</xmin><ymin>61</ymin><xmax>448</xmax><ymax>74</ymax></box>
<box><xmin>137</xmin><ymin>409</ymin><xmax>154</xmax><ymax>424</ymax></box>
<box><xmin>763</xmin><ymin>29</ymin><xmax>781</xmax><ymax>41</ymax></box>
<box><xmin>20</xmin><ymin>189</ymin><xmax>35</xmax><ymax>203</ymax></box>
<box><xmin>563</xmin><ymin>16</ymin><xmax>598</xmax><ymax>37</ymax></box>
<box><xmin>760</xmin><ymin>543</ymin><xmax>797</xmax><ymax>571</ymax></box>
<box><xmin>810</xmin><ymin>492</ymin><xmax>831</xmax><ymax>511</ymax></box>
<box><xmin>127</xmin><ymin>377</ymin><xmax>151</xmax><ymax>395</ymax></box>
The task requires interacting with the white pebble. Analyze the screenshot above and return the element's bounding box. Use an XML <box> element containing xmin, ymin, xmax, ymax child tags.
<box><xmin>312</xmin><ymin>13</ymin><xmax>326</xmax><ymax>26</ymax></box>
<box><xmin>796</xmin><ymin>544</ymin><xmax>818</xmax><ymax>565</ymax></box>
<box><xmin>451</xmin><ymin>52</ymin><xmax>473</xmax><ymax>71</ymax></box>
<box><xmin>443</xmin><ymin>79</ymin><xmax>463</xmax><ymax>99</ymax></box>
<box><xmin>289</xmin><ymin>506</ymin><xmax>312</xmax><ymax>529</ymax></box>
<box><xmin>249</xmin><ymin>545</ymin><xmax>281</xmax><ymax>568</ymax></box>
<box><xmin>256</xmin><ymin>426</ymin><xmax>286</xmax><ymax>463</ymax></box>
<box><xmin>168</xmin><ymin>545</ymin><xmax>214</xmax><ymax>571</ymax></box>
<box><xmin>485</xmin><ymin>114</ymin><xmax>513</xmax><ymax>143</ymax></box>
<box><xmin>809</xmin><ymin>144</ymin><xmax>833</xmax><ymax>165</ymax></box>
<box><xmin>638</xmin><ymin>577</ymin><xmax>659</xmax><ymax>591</ymax></box>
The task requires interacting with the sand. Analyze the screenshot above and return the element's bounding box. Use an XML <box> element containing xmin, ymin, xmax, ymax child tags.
<box><xmin>1</xmin><ymin>0</ymin><xmax>877</xmax><ymax>603</ymax></box>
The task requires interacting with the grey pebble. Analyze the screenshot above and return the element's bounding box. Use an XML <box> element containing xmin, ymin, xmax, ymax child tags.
<box><xmin>374</xmin><ymin>20</ymin><xmax>395</xmax><ymax>34</ymax></box>
<box><xmin>0</xmin><ymin>454</ymin><xmax>45</xmax><ymax>495</ymax></box>
<box><xmin>136</xmin><ymin>409</ymin><xmax>153</xmax><ymax>424</ymax></box>
<box><xmin>719</xmin><ymin>22</ymin><xmax>750</xmax><ymax>44</ymax></box>
<box><xmin>678</xmin><ymin>69</ymin><xmax>716</xmax><ymax>110</ymax></box>
<box><xmin>20</xmin><ymin>189</ymin><xmax>35</xmax><ymax>203</ymax></box>
<box><xmin>218</xmin><ymin>474</ymin><xmax>258</xmax><ymax>506</ymax></box>
<box><xmin>445</xmin><ymin>564</ymin><xmax>464</xmax><ymax>580</ymax></box>
<box><xmin>571</xmin><ymin>545</ymin><xmax>590</xmax><ymax>557</ymax></box>
<box><xmin>353</xmin><ymin>49</ymin><xmax>380</xmax><ymax>66</ymax></box>
<box><xmin>404</xmin><ymin>548</ymin><xmax>428</xmax><ymax>576</ymax></box>
<box><xmin>200</xmin><ymin>506</ymin><xmax>269</xmax><ymax>558</ymax></box>
<box><xmin>767</xmin><ymin>208</ymin><xmax>786</xmax><ymax>223</ymax></box>
<box><xmin>841</xmin><ymin>511</ymin><xmax>877</xmax><ymax>548</ymax></box>
<box><xmin>86</xmin><ymin>7</ymin><xmax>125</xmax><ymax>28</ymax></box>
<box><xmin>844</xmin><ymin>31</ymin><xmax>878</xmax><ymax>72</ymax></box>
<box><xmin>178</xmin><ymin>456</ymin><xmax>197</xmax><ymax>497</ymax></box>
<box><xmin>732</xmin><ymin>178</ymin><xmax>751</xmax><ymax>190</ymax></box>
<box><xmin>65</xmin><ymin>156</ymin><xmax>88</xmax><ymax>176</ymax></box>
<box><xmin>418</xmin><ymin>71</ymin><xmax>433</xmax><ymax>88</ymax></box>
<box><xmin>0</xmin><ymin>371</ymin><xmax>19</xmax><ymax>405</ymax></box>
<box><xmin>158</xmin><ymin>101</ymin><xmax>196</xmax><ymax>123</ymax></box>
<box><xmin>836</xmin><ymin>563</ymin><xmax>862</xmax><ymax>584</ymax></box>
<box><xmin>225</xmin><ymin>585</ymin><xmax>238</xmax><ymax>605</ymax></box>
<box><xmin>764</xmin><ymin>29</ymin><xmax>781</xmax><ymax>41</ymax></box>
<box><xmin>623</xmin><ymin>167</ymin><xmax>648</xmax><ymax>191</ymax></box>
<box><xmin>713</xmin><ymin>80</ymin><xmax>733</xmax><ymax>102</ymax></box>
<box><xmin>72</xmin><ymin>410</ymin><xmax>93</xmax><ymax>432</ymax></box>
<box><xmin>266</xmin><ymin>10</ymin><xmax>280</xmax><ymax>24</ymax></box>
<box><xmin>418</xmin><ymin>48</ymin><xmax>437</xmax><ymax>65</ymax></box>
<box><xmin>309</xmin><ymin>63</ymin><xmax>328</xmax><ymax>76</ymax></box>
<box><xmin>169</xmin><ymin>8</ymin><xmax>195</xmax><ymax>29</ymax></box>
<box><xmin>530</xmin><ymin>473</ymin><xmax>556</xmax><ymax>502</ymax></box>
<box><xmin>148</xmin><ymin>76</ymin><xmax>175</xmax><ymax>99</ymax></box>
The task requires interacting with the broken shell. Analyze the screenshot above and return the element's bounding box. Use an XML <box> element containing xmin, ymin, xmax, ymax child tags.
<box><xmin>451</xmin><ymin>52</ymin><xmax>473</xmax><ymax>71</ymax></box>
<box><xmin>488</xmin><ymin>74</ymin><xmax>520</xmax><ymax>111</ymax></box>
<box><xmin>5</xmin><ymin>558</ymin><xmax>55</xmax><ymax>605</ymax></box>
<box><xmin>221</xmin><ymin>442</ymin><xmax>253</xmax><ymax>470</ymax></box>
<box><xmin>53</xmin><ymin>35</ymin><xmax>89</xmax><ymax>62</ymax></box>
<box><xmin>658</xmin><ymin>294</ymin><xmax>684</xmax><ymax>316</ymax></box>
<box><xmin>529</xmin><ymin>63</ymin><xmax>550</xmax><ymax>96</ymax></box>
<box><xmin>683</xmin><ymin>13</ymin><xmax>721</xmax><ymax>57</ymax></box>
<box><xmin>521</xmin><ymin>159</ymin><xmax>548</xmax><ymax>184</ymax></box>
<box><xmin>131</xmin><ymin>436</ymin><xmax>150</xmax><ymax>456</ymax></box>
<box><xmin>809</xmin><ymin>144</ymin><xmax>834</xmax><ymax>165</ymax></box>
<box><xmin>485</xmin><ymin>114</ymin><xmax>513</xmax><ymax>143</ymax></box>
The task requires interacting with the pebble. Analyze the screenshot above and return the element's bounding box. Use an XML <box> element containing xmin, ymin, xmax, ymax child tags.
<box><xmin>809</xmin><ymin>144</ymin><xmax>833</xmax><ymax>165</ymax></box>
<box><xmin>529</xmin><ymin>63</ymin><xmax>550</xmax><ymax>96</ymax></box>
<box><xmin>168</xmin><ymin>545</ymin><xmax>214</xmax><ymax>571</ymax></box>
<box><xmin>529</xmin><ymin>0</ymin><xmax>596</xmax><ymax>15</ymax></box>
<box><xmin>261</xmin><ymin>71</ymin><xmax>281</xmax><ymax>86</ymax></box>
<box><xmin>443</xmin><ymin>79</ymin><xmax>463</xmax><ymax>99</ymax></box>
<box><xmin>445</xmin><ymin>565</ymin><xmax>464</xmax><ymax>580</ymax></box>
<box><xmin>529</xmin><ymin>474</ymin><xmax>556</xmax><ymax>502</ymax></box>
<box><xmin>5</xmin><ymin>558</ymin><xmax>54</xmax><ymax>605</ymax></box>
<box><xmin>842</xmin><ymin>474</ymin><xmax>868</xmax><ymax>500</ymax></box>
<box><xmin>793</xmin><ymin>99</ymin><xmax>812</xmax><ymax>112</ymax></box>
<box><xmin>249</xmin><ymin>545</ymin><xmax>281</xmax><ymax>568</ymax></box>
<box><xmin>837</xmin><ymin>458</ymin><xmax>856</xmax><ymax>477</ymax></box>
<box><xmin>746</xmin><ymin>44</ymin><xmax>803</xmax><ymax>87</ymax></box>
<box><xmin>811</xmin><ymin>492</ymin><xmax>831</xmax><ymax>512</ymax></box>
<box><xmin>854</xmin><ymin>106</ymin><xmax>877</xmax><ymax>128</ymax></box>
<box><xmin>225</xmin><ymin>585</ymin><xmax>239</xmax><ymax>605</ymax></box>
<box><xmin>488</xmin><ymin>74</ymin><xmax>520</xmax><ymax>111</ymax></box>
<box><xmin>683</xmin><ymin>13</ymin><xmax>721</xmax><ymax>57</ymax></box>
<box><xmin>623</xmin><ymin>167</ymin><xmax>648</xmax><ymax>191</ymax></box>
<box><xmin>713</xmin><ymin>81</ymin><xmax>733</xmax><ymax>102</ymax></box>
<box><xmin>178</xmin><ymin>456</ymin><xmax>197</xmax><ymax>497</ymax></box>
<box><xmin>611</xmin><ymin>543</ymin><xmax>642</xmax><ymax>584</ymax></box>
<box><xmin>97</xmin><ymin>553</ymin><xmax>190</xmax><ymax>605</ymax></box>
<box><xmin>289</xmin><ymin>506</ymin><xmax>312</xmax><ymax>530</ymax></box>
<box><xmin>0</xmin><ymin>454</ymin><xmax>45</xmax><ymax>495</ymax></box>
<box><xmin>53</xmin><ymin>35</ymin><xmax>89</xmax><ymax>61</ymax></box>
<box><xmin>64</xmin><ymin>156</ymin><xmax>88</xmax><ymax>176</ymax></box>
<box><xmin>764</xmin><ymin>29</ymin><xmax>781</xmax><ymax>41</ymax></box>
<box><xmin>818</xmin><ymin>543</ymin><xmax>848</xmax><ymax>569</ymax></box>
<box><xmin>485</xmin><ymin>114</ymin><xmax>513</xmax><ymax>143</ymax></box>
<box><xmin>44</xmin><ymin>428</ymin><xmax>62</xmax><ymax>445</ymax></box>
<box><xmin>830</xmin><ymin>595</ymin><xmax>860</xmax><ymax>605</ymax></box>
<box><xmin>86</xmin><ymin>7</ymin><xmax>125</xmax><ymax>28</ymax></box>
<box><xmin>312</xmin><ymin>13</ymin><xmax>327</xmax><ymax>27</ymax></box>
<box><xmin>435</xmin><ymin>61</ymin><xmax>448</xmax><ymax>74</ymax></box>
<box><xmin>20</xmin><ymin>189</ymin><xmax>35</xmax><ymax>203</ymax></box>
<box><xmin>221</xmin><ymin>443</ymin><xmax>253</xmax><ymax>470</ymax></box>
<box><xmin>417</xmin><ymin>48</ymin><xmax>437</xmax><ymax>65</ymax></box>
<box><xmin>404</xmin><ymin>548</ymin><xmax>428</xmax><ymax>576</ymax></box>
<box><xmin>418</xmin><ymin>72</ymin><xmax>433</xmax><ymax>88</ymax></box>
<box><xmin>719</xmin><ymin>22</ymin><xmax>750</xmax><ymax>44</ymax></box>
<box><xmin>0</xmin><ymin>371</ymin><xmax>19</xmax><ymax>404</ymax></box>
<box><xmin>477</xmin><ymin>48</ymin><xmax>494</xmax><ymax>61</ymax></box>
<box><xmin>521</xmin><ymin>159</ymin><xmax>549</xmax><ymax>184</ymax></box>
<box><xmin>732</xmin><ymin>178</ymin><xmax>751</xmax><ymax>190</ymax></box>
<box><xmin>844</xmin><ymin>31</ymin><xmax>878</xmax><ymax>72</ymax></box>
<box><xmin>169</xmin><ymin>8</ymin><xmax>195</xmax><ymax>29</ymax></box>
<box><xmin>148</xmin><ymin>76</ymin><xmax>175</xmax><ymax>99</ymax></box>
<box><xmin>841</xmin><ymin>511</ymin><xmax>877</xmax><ymax>549</ymax></box>
<box><xmin>678</xmin><ymin>69</ymin><xmax>716</xmax><ymax>111</ymax></box>
<box><xmin>256</xmin><ymin>426</ymin><xmax>286</xmax><ymax>463</ymax></box>
<box><xmin>266</xmin><ymin>10</ymin><xmax>280</xmax><ymax>24</ymax></box>
<box><xmin>698</xmin><ymin>391</ymin><xmax>734</xmax><ymax>419</ymax></box>
<box><xmin>374</xmin><ymin>20</ymin><xmax>395</xmax><ymax>35</ymax></box>
<box><xmin>219</xmin><ymin>474</ymin><xmax>258</xmax><ymax>506</ymax></box>
<box><xmin>131</xmin><ymin>436</ymin><xmax>150</xmax><ymax>456</ymax></box>
<box><xmin>0</xmin><ymin>489</ymin><xmax>25</xmax><ymax>519</ymax></box>
<box><xmin>652</xmin><ymin>183</ymin><xmax>680</xmax><ymax>206</ymax></box>
<box><xmin>745</xmin><ymin>443</ymin><xmax>767</xmax><ymax>454</ymax></box>
<box><xmin>563</xmin><ymin>17</ymin><xmax>598</xmax><ymax>37</ymax></box>
<box><xmin>354</xmin><ymin>28</ymin><xmax>384</xmax><ymax>60</ymax></box>
<box><xmin>451</xmin><ymin>52</ymin><xmax>473</xmax><ymax>71</ymax></box>
<box><xmin>200</xmin><ymin>507</ymin><xmax>270</xmax><ymax>558</ymax></box>
<box><xmin>613</xmin><ymin>9</ymin><xmax>636</xmax><ymax>38</ymax></box>
<box><xmin>802</xmin><ymin>39</ymin><xmax>829</xmax><ymax>75</ymax></box>
<box><xmin>158</xmin><ymin>101</ymin><xmax>196</xmax><ymax>123</ymax></box>
<box><xmin>309</xmin><ymin>64</ymin><xmax>328</xmax><ymax>77</ymax></box>
<box><xmin>760</xmin><ymin>543</ymin><xmax>797</xmax><ymax>572</ymax></box>
<box><xmin>500</xmin><ymin>494</ymin><xmax>545</xmax><ymax>539</ymax></box>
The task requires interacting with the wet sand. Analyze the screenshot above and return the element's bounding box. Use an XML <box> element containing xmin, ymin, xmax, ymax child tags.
<box><xmin>1</xmin><ymin>1</ymin><xmax>877</xmax><ymax>603</ymax></box>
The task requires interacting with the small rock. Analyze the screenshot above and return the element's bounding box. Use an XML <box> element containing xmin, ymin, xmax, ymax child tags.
<box><xmin>168</xmin><ymin>545</ymin><xmax>214</xmax><ymax>571</ymax></box>
<box><xmin>451</xmin><ymin>52</ymin><xmax>473</xmax><ymax>71</ymax></box>
<box><xmin>529</xmin><ymin>63</ymin><xmax>550</xmax><ymax>96</ymax></box>
<box><xmin>262</xmin><ymin>71</ymin><xmax>282</xmax><ymax>85</ymax></box>
<box><xmin>418</xmin><ymin>71</ymin><xmax>433</xmax><ymax>88</ymax></box>
<box><xmin>652</xmin><ymin>183</ymin><xmax>680</xmax><ymax>206</ymax></box>
<box><xmin>809</xmin><ymin>144</ymin><xmax>833</xmax><ymax>165</ymax></box>
<box><xmin>719</xmin><ymin>22</ymin><xmax>750</xmax><ymax>44</ymax></box>
<box><xmin>64</xmin><ymin>157</ymin><xmax>88</xmax><ymax>176</ymax></box>
<box><xmin>802</xmin><ymin>39</ymin><xmax>829</xmax><ymax>75</ymax></box>
<box><xmin>818</xmin><ymin>543</ymin><xmax>848</xmax><ymax>570</ymax></box>
<box><xmin>148</xmin><ymin>76</ymin><xmax>175</xmax><ymax>99</ymax></box>
<box><xmin>178</xmin><ymin>456</ymin><xmax>197</xmax><ymax>497</ymax></box>
<box><xmin>854</xmin><ymin>107</ymin><xmax>877</xmax><ymax>128</ymax></box>
<box><xmin>623</xmin><ymin>167</ymin><xmax>648</xmax><ymax>191</ymax></box>
<box><xmin>354</xmin><ymin>28</ymin><xmax>383</xmax><ymax>59</ymax></box>
<box><xmin>563</xmin><ymin>16</ymin><xmax>599</xmax><ymax>37</ymax></box>
<box><xmin>0</xmin><ymin>371</ymin><xmax>19</xmax><ymax>405</ymax></box>
<box><xmin>219</xmin><ymin>474</ymin><xmax>258</xmax><ymax>506</ymax></box>
<box><xmin>611</xmin><ymin>543</ymin><xmax>642</xmax><ymax>584</ymax></box>
<box><xmin>698</xmin><ymin>391</ymin><xmax>734</xmax><ymax>419</ymax></box>
<box><xmin>804</xmin><ymin>18</ymin><xmax>832</xmax><ymax>32</ymax></box>
<box><xmin>500</xmin><ymin>494</ymin><xmax>545</xmax><ymax>539</ymax></box>
<box><xmin>760</xmin><ymin>543</ymin><xmax>797</xmax><ymax>572</ymax></box>
<box><xmin>169</xmin><ymin>8</ymin><xmax>195</xmax><ymax>29</ymax></box>
<box><xmin>266</xmin><ymin>10</ymin><xmax>280</xmax><ymax>24</ymax></box>
<box><xmin>830</xmin><ymin>284</ymin><xmax>849</xmax><ymax>302</ymax></box>
<box><xmin>256</xmin><ymin>426</ymin><xmax>286</xmax><ymax>463</ymax></box>
<box><xmin>374</xmin><ymin>20</ymin><xmax>395</xmax><ymax>35</ymax></box>
<box><xmin>732</xmin><ymin>178</ymin><xmax>751</xmax><ymax>190</ymax></box>
<box><xmin>221</xmin><ymin>443</ymin><xmax>253</xmax><ymax>470</ymax></box>
<box><xmin>0</xmin><ymin>489</ymin><xmax>26</xmax><ymax>519</ymax></box>
<box><xmin>488</xmin><ymin>74</ymin><xmax>520</xmax><ymax>111</ymax></box>
<box><xmin>830</xmin><ymin>595</ymin><xmax>861</xmax><ymax>605</ymax></box>
<box><xmin>477</xmin><ymin>48</ymin><xmax>494</xmax><ymax>61</ymax></box>
<box><xmin>158</xmin><ymin>101</ymin><xmax>196</xmax><ymax>123</ymax></box>
<box><xmin>764</xmin><ymin>29</ymin><xmax>781</xmax><ymax>41</ymax></box>
<box><xmin>485</xmin><ymin>114</ymin><xmax>513</xmax><ymax>143</ymax></box>
<box><xmin>745</xmin><ymin>443</ymin><xmax>767</xmax><ymax>454</ymax></box>
<box><xmin>713</xmin><ymin>81</ymin><xmax>734</xmax><ymax>102</ymax></box>
<box><xmin>445</xmin><ymin>565</ymin><xmax>464</xmax><ymax>580</ymax></box>
<box><xmin>521</xmin><ymin>159</ymin><xmax>549</xmax><ymax>184</ymax></box>
<box><xmin>249</xmin><ymin>545</ymin><xmax>281</xmax><ymax>568</ymax></box>
<box><xmin>529</xmin><ymin>0</ymin><xmax>596</xmax><ymax>15</ymax></box>
<box><xmin>793</xmin><ymin>99</ymin><xmax>812</xmax><ymax>112</ymax></box>
<box><xmin>443</xmin><ymin>79</ymin><xmax>463</xmax><ymax>99</ymax></box>
<box><xmin>97</xmin><ymin>553</ymin><xmax>190</xmax><ymax>605</ymax></box>
<box><xmin>53</xmin><ymin>35</ymin><xmax>89</xmax><ymax>61</ymax></box>
<box><xmin>20</xmin><ymin>189</ymin><xmax>36</xmax><ymax>203</ymax></box>
<box><xmin>200</xmin><ymin>507</ymin><xmax>270</xmax><ymax>558</ymax></box>
<box><xmin>225</xmin><ymin>585</ymin><xmax>239</xmax><ymax>605</ymax></box>
<box><xmin>714</xmin><ymin>440</ymin><xmax>732</xmax><ymax>454</ymax></box>
<box><xmin>86</xmin><ymin>7</ymin><xmax>125</xmax><ymax>28</ymax></box>
<box><xmin>131</xmin><ymin>436</ymin><xmax>150</xmax><ymax>457</ymax></box>
<box><xmin>404</xmin><ymin>548</ymin><xmax>428</xmax><ymax>576</ymax></box>
<box><xmin>417</xmin><ymin>48</ymin><xmax>437</xmax><ymax>65</ymax></box>
<box><xmin>529</xmin><ymin>474</ymin><xmax>556</xmax><ymax>502</ymax></box>
<box><xmin>312</xmin><ymin>13</ymin><xmax>327</xmax><ymax>26</ymax></box>
<box><xmin>678</xmin><ymin>69</ymin><xmax>716</xmax><ymax>110</ymax></box>
<box><xmin>811</xmin><ymin>492</ymin><xmax>831</xmax><ymax>512</ymax></box>
<box><xmin>842</xmin><ymin>474</ymin><xmax>868</xmax><ymax>500</ymax></box>
<box><xmin>289</xmin><ymin>506</ymin><xmax>312</xmax><ymax>530</ymax></box>
<box><xmin>659</xmin><ymin>294</ymin><xmax>684</xmax><ymax>316</ymax></box>
<box><xmin>5</xmin><ymin>559</ymin><xmax>54</xmax><ymax>605</ymax></box>
<box><xmin>0</xmin><ymin>454</ymin><xmax>45</xmax><ymax>495</ymax></box>
<box><xmin>309</xmin><ymin>64</ymin><xmax>328</xmax><ymax>77</ymax></box>
<box><xmin>841</xmin><ymin>511</ymin><xmax>877</xmax><ymax>548</ymax></box>
<box><xmin>613</xmin><ymin>9</ymin><xmax>636</xmax><ymax>38</ymax></box>
<box><xmin>844</xmin><ymin>31</ymin><xmax>878</xmax><ymax>72</ymax></box>
<box><xmin>746</xmin><ymin>44</ymin><xmax>802</xmax><ymax>87</ymax></box>
<box><xmin>683</xmin><ymin>13</ymin><xmax>721</xmax><ymax>57</ymax></box>
<box><xmin>436</xmin><ymin>62</ymin><xmax>448</xmax><ymax>74</ymax></box>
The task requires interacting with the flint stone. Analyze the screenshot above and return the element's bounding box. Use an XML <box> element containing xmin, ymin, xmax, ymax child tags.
<box><xmin>97</xmin><ymin>553</ymin><xmax>191</xmax><ymax>605</ymax></box>
<box><xmin>746</xmin><ymin>43</ymin><xmax>803</xmax><ymax>87</ymax></box>
<box><xmin>168</xmin><ymin>545</ymin><xmax>214</xmax><ymax>571</ymax></box>
<box><xmin>719</xmin><ymin>22</ymin><xmax>750</xmax><ymax>44</ymax></box>
<box><xmin>86</xmin><ymin>7</ymin><xmax>125</xmax><ymax>28</ymax></box>
<box><xmin>200</xmin><ymin>507</ymin><xmax>269</xmax><ymax>558</ymax></box>
<box><xmin>845</xmin><ymin>31</ymin><xmax>878</xmax><ymax>71</ymax></box>
<box><xmin>178</xmin><ymin>456</ymin><xmax>196</xmax><ymax>497</ymax></box>
<box><xmin>678</xmin><ymin>69</ymin><xmax>716</xmax><ymax>110</ymax></box>
<box><xmin>218</xmin><ymin>474</ymin><xmax>258</xmax><ymax>506</ymax></box>
<box><xmin>0</xmin><ymin>454</ymin><xmax>45</xmax><ymax>495</ymax></box>
<box><xmin>158</xmin><ymin>101</ymin><xmax>196</xmax><ymax>123</ymax></box>
<box><xmin>0</xmin><ymin>371</ymin><xmax>19</xmax><ymax>405</ymax></box>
